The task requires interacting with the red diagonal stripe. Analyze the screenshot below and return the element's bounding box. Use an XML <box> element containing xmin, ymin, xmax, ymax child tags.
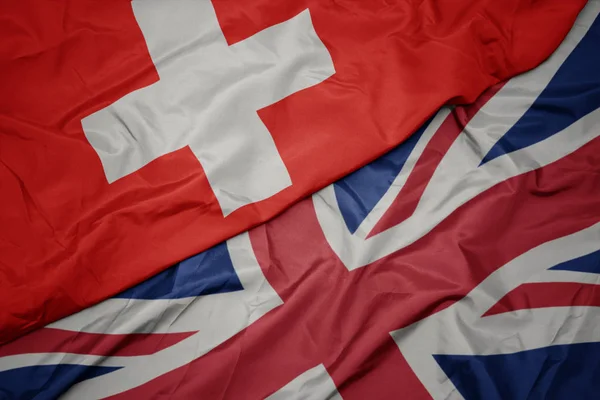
<box><xmin>0</xmin><ymin>328</ymin><xmax>195</xmax><ymax>357</ymax></box>
<box><xmin>485</xmin><ymin>282</ymin><xmax>600</xmax><ymax>317</ymax></box>
<box><xmin>369</xmin><ymin>83</ymin><xmax>503</xmax><ymax>237</ymax></box>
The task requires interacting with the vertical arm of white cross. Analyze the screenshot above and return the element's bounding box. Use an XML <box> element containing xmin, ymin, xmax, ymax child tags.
<box><xmin>81</xmin><ymin>0</ymin><xmax>335</xmax><ymax>216</ymax></box>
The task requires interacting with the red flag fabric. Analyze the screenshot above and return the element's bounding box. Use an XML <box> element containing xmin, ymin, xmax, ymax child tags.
<box><xmin>0</xmin><ymin>0</ymin><xmax>587</xmax><ymax>343</ymax></box>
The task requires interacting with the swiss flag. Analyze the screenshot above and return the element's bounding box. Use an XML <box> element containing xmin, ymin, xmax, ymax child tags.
<box><xmin>0</xmin><ymin>0</ymin><xmax>587</xmax><ymax>343</ymax></box>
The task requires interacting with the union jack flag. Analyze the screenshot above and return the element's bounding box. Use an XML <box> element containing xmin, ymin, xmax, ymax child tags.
<box><xmin>1</xmin><ymin>1</ymin><xmax>600</xmax><ymax>398</ymax></box>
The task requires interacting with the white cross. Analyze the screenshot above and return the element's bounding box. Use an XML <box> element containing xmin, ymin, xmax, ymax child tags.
<box><xmin>81</xmin><ymin>0</ymin><xmax>335</xmax><ymax>216</ymax></box>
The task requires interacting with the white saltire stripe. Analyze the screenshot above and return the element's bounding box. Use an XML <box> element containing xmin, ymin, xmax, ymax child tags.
<box><xmin>0</xmin><ymin>233</ymin><xmax>282</xmax><ymax>399</ymax></box>
<box><xmin>391</xmin><ymin>222</ymin><xmax>600</xmax><ymax>400</ymax></box>
<box><xmin>527</xmin><ymin>269</ymin><xmax>600</xmax><ymax>286</ymax></box>
<box><xmin>314</xmin><ymin>0</ymin><xmax>600</xmax><ymax>271</ymax></box>
<box><xmin>49</xmin><ymin>232</ymin><xmax>280</xmax><ymax>334</ymax></box>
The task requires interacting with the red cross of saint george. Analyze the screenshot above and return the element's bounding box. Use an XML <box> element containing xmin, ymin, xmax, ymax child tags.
<box><xmin>103</xmin><ymin>99</ymin><xmax>600</xmax><ymax>399</ymax></box>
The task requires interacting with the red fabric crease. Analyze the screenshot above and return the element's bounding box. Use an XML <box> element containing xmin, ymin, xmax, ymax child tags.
<box><xmin>0</xmin><ymin>0</ymin><xmax>588</xmax><ymax>343</ymax></box>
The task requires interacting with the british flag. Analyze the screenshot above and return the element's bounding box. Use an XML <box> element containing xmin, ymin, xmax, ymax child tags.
<box><xmin>1</xmin><ymin>1</ymin><xmax>600</xmax><ymax>399</ymax></box>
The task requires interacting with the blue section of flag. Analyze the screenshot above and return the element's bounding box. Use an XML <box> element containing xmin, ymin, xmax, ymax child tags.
<box><xmin>116</xmin><ymin>241</ymin><xmax>243</xmax><ymax>299</ymax></box>
<box><xmin>0</xmin><ymin>364</ymin><xmax>120</xmax><ymax>400</ymax></box>
<box><xmin>435</xmin><ymin>342</ymin><xmax>600</xmax><ymax>400</ymax></box>
<box><xmin>333</xmin><ymin>119</ymin><xmax>431</xmax><ymax>233</ymax></box>
<box><xmin>550</xmin><ymin>249</ymin><xmax>600</xmax><ymax>275</ymax></box>
<box><xmin>481</xmin><ymin>15</ymin><xmax>600</xmax><ymax>165</ymax></box>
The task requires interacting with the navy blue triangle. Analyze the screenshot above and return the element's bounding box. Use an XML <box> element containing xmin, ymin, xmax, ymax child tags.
<box><xmin>0</xmin><ymin>364</ymin><xmax>120</xmax><ymax>400</ymax></box>
<box><xmin>435</xmin><ymin>342</ymin><xmax>600</xmax><ymax>400</ymax></box>
<box><xmin>481</xmin><ymin>14</ymin><xmax>600</xmax><ymax>165</ymax></box>
<box><xmin>550</xmin><ymin>249</ymin><xmax>600</xmax><ymax>275</ymax></box>
<box><xmin>115</xmin><ymin>241</ymin><xmax>243</xmax><ymax>299</ymax></box>
<box><xmin>333</xmin><ymin>119</ymin><xmax>431</xmax><ymax>233</ymax></box>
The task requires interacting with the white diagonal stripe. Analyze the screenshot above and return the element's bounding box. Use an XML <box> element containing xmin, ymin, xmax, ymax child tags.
<box><xmin>315</xmin><ymin>0</ymin><xmax>600</xmax><ymax>270</ymax></box>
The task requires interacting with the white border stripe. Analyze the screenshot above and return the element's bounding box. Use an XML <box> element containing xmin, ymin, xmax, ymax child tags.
<box><xmin>267</xmin><ymin>364</ymin><xmax>343</xmax><ymax>400</ymax></box>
